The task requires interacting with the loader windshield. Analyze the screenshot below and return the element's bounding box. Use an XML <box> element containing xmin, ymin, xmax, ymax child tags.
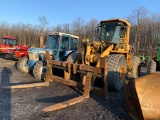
<box><xmin>45</xmin><ymin>35</ymin><xmax>60</xmax><ymax>49</ymax></box>
<box><xmin>101</xmin><ymin>22</ymin><xmax>121</xmax><ymax>43</ymax></box>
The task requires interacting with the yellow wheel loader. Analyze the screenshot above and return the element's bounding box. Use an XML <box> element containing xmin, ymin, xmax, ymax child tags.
<box><xmin>70</xmin><ymin>19</ymin><xmax>141</xmax><ymax>91</ymax></box>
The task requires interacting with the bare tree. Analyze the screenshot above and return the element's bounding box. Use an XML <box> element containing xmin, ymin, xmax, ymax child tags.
<box><xmin>71</xmin><ymin>17</ymin><xmax>85</xmax><ymax>50</ymax></box>
<box><xmin>53</xmin><ymin>24</ymin><xmax>63</xmax><ymax>32</ymax></box>
<box><xmin>84</xmin><ymin>18</ymin><xmax>99</xmax><ymax>41</ymax></box>
<box><xmin>127</xmin><ymin>7</ymin><xmax>149</xmax><ymax>55</ymax></box>
<box><xmin>38</xmin><ymin>16</ymin><xmax>49</xmax><ymax>28</ymax></box>
<box><xmin>63</xmin><ymin>23</ymin><xmax>70</xmax><ymax>33</ymax></box>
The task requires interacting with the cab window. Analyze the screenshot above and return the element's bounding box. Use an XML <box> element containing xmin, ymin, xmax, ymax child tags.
<box><xmin>70</xmin><ymin>38</ymin><xmax>77</xmax><ymax>50</ymax></box>
<box><xmin>61</xmin><ymin>36</ymin><xmax>69</xmax><ymax>49</ymax></box>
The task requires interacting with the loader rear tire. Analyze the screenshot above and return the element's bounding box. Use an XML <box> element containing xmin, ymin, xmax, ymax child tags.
<box><xmin>131</xmin><ymin>56</ymin><xmax>141</xmax><ymax>78</ymax></box>
<box><xmin>33</xmin><ymin>61</ymin><xmax>46</xmax><ymax>81</ymax></box>
<box><xmin>147</xmin><ymin>60</ymin><xmax>156</xmax><ymax>73</ymax></box>
<box><xmin>107</xmin><ymin>54</ymin><xmax>127</xmax><ymax>91</ymax></box>
<box><xmin>17</xmin><ymin>56</ymin><xmax>30</xmax><ymax>73</ymax></box>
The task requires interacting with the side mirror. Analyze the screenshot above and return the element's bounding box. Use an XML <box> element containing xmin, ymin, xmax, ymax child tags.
<box><xmin>96</xmin><ymin>27</ymin><xmax>99</xmax><ymax>33</ymax></box>
<box><xmin>95</xmin><ymin>24</ymin><xmax>101</xmax><ymax>34</ymax></box>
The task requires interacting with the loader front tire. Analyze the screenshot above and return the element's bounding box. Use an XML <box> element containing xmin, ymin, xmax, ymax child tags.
<box><xmin>107</xmin><ymin>54</ymin><xmax>127</xmax><ymax>91</ymax></box>
<box><xmin>17</xmin><ymin>56</ymin><xmax>30</xmax><ymax>73</ymax></box>
<box><xmin>33</xmin><ymin>61</ymin><xmax>46</xmax><ymax>81</ymax></box>
<box><xmin>131</xmin><ymin>56</ymin><xmax>141</xmax><ymax>78</ymax></box>
<box><xmin>147</xmin><ymin>60</ymin><xmax>156</xmax><ymax>73</ymax></box>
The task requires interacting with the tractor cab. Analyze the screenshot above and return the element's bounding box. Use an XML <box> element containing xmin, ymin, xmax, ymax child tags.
<box><xmin>0</xmin><ymin>36</ymin><xmax>17</xmax><ymax>53</ymax></box>
<box><xmin>45</xmin><ymin>32</ymin><xmax>78</xmax><ymax>60</ymax></box>
<box><xmin>1</xmin><ymin>36</ymin><xmax>17</xmax><ymax>46</ymax></box>
<box><xmin>19</xmin><ymin>32</ymin><xmax>79</xmax><ymax>80</ymax></box>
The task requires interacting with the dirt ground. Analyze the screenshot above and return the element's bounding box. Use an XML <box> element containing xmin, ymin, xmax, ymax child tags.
<box><xmin>0</xmin><ymin>57</ymin><xmax>145</xmax><ymax>120</ymax></box>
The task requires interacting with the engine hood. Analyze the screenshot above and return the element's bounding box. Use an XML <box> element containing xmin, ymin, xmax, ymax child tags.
<box><xmin>0</xmin><ymin>44</ymin><xmax>29</xmax><ymax>51</ymax></box>
<box><xmin>28</xmin><ymin>47</ymin><xmax>54</xmax><ymax>54</ymax></box>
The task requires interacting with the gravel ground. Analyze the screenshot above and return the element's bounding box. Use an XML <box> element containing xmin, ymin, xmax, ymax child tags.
<box><xmin>0</xmin><ymin>57</ymin><xmax>138</xmax><ymax>120</ymax></box>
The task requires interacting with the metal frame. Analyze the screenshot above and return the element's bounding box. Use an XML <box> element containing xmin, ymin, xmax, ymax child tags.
<box><xmin>3</xmin><ymin>51</ymin><xmax>108</xmax><ymax>112</ymax></box>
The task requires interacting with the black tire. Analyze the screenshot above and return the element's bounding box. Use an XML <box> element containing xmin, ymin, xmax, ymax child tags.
<box><xmin>130</xmin><ymin>56</ymin><xmax>141</xmax><ymax>78</ymax></box>
<box><xmin>12</xmin><ymin>54</ymin><xmax>19</xmax><ymax>61</ymax></box>
<box><xmin>146</xmin><ymin>57</ymin><xmax>151</xmax><ymax>68</ymax></box>
<box><xmin>33</xmin><ymin>61</ymin><xmax>46</xmax><ymax>81</ymax></box>
<box><xmin>66</xmin><ymin>51</ymin><xmax>80</xmax><ymax>63</ymax></box>
<box><xmin>107</xmin><ymin>54</ymin><xmax>127</xmax><ymax>91</ymax></box>
<box><xmin>17</xmin><ymin>60</ymin><xmax>21</xmax><ymax>71</ymax></box>
<box><xmin>156</xmin><ymin>61</ymin><xmax>160</xmax><ymax>71</ymax></box>
<box><xmin>17</xmin><ymin>56</ymin><xmax>30</xmax><ymax>73</ymax></box>
<box><xmin>147</xmin><ymin>60</ymin><xmax>156</xmax><ymax>73</ymax></box>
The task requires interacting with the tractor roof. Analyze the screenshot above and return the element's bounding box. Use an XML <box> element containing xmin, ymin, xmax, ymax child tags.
<box><xmin>2</xmin><ymin>36</ymin><xmax>17</xmax><ymax>40</ymax></box>
<box><xmin>100</xmin><ymin>19</ymin><xmax>131</xmax><ymax>27</ymax></box>
<box><xmin>49</xmin><ymin>32</ymin><xmax>79</xmax><ymax>39</ymax></box>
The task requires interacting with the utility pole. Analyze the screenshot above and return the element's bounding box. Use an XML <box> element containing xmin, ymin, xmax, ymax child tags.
<box><xmin>40</xmin><ymin>27</ymin><xmax>44</xmax><ymax>48</ymax></box>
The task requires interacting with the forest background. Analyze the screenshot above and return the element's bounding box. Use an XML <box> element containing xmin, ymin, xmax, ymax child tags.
<box><xmin>0</xmin><ymin>7</ymin><xmax>160</xmax><ymax>57</ymax></box>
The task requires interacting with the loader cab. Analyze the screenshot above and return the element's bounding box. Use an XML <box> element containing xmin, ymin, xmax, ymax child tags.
<box><xmin>2</xmin><ymin>36</ymin><xmax>17</xmax><ymax>46</ymax></box>
<box><xmin>100</xmin><ymin>22</ymin><xmax>126</xmax><ymax>44</ymax></box>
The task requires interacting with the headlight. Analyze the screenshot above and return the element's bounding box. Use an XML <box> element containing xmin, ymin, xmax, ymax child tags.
<box><xmin>119</xmin><ymin>39</ymin><xmax>124</xmax><ymax>42</ymax></box>
<box><xmin>35</xmin><ymin>54</ymin><xmax>38</xmax><ymax>58</ymax></box>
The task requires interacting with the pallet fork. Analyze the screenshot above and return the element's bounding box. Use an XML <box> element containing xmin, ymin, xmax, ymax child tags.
<box><xmin>3</xmin><ymin>51</ymin><xmax>108</xmax><ymax>112</ymax></box>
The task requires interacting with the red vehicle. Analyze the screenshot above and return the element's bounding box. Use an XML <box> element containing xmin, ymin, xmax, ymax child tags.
<box><xmin>0</xmin><ymin>36</ymin><xmax>29</xmax><ymax>60</ymax></box>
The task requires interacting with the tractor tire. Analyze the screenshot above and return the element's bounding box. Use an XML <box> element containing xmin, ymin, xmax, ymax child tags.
<box><xmin>156</xmin><ymin>61</ymin><xmax>160</xmax><ymax>71</ymax></box>
<box><xmin>130</xmin><ymin>56</ymin><xmax>141</xmax><ymax>78</ymax></box>
<box><xmin>17</xmin><ymin>59</ymin><xmax>21</xmax><ymax>71</ymax></box>
<box><xmin>12</xmin><ymin>54</ymin><xmax>19</xmax><ymax>61</ymax></box>
<box><xmin>33</xmin><ymin>61</ymin><xmax>46</xmax><ymax>81</ymax></box>
<box><xmin>17</xmin><ymin>56</ymin><xmax>30</xmax><ymax>73</ymax></box>
<box><xmin>107</xmin><ymin>54</ymin><xmax>127</xmax><ymax>91</ymax></box>
<box><xmin>147</xmin><ymin>60</ymin><xmax>156</xmax><ymax>73</ymax></box>
<box><xmin>66</xmin><ymin>51</ymin><xmax>80</xmax><ymax>63</ymax></box>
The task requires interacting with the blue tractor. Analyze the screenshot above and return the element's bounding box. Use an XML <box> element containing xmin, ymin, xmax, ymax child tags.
<box><xmin>17</xmin><ymin>32</ymin><xmax>79</xmax><ymax>80</ymax></box>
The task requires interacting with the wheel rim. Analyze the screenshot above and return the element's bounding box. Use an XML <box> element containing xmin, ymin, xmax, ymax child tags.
<box><xmin>22</xmin><ymin>60</ymin><xmax>29</xmax><ymax>72</ymax></box>
<box><xmin>41</xmin><ymin>65</ymin><xmax>46</xmax><ymax>81</ymax></box>
<box><xmin>40</xmin><ymin>65</ymin><xmax>42</xmax><ymax>76</ymax></box>
<box><xmin>119</xmin><ymin>65</ymin><xmax>125</xmax><ymax>82</ymax></box>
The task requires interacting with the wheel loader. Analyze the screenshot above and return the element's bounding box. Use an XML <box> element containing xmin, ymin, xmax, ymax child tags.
<box><xmin>73</xmin><ymin>18</ymin><xmax>141</xmax><ymax>91</ymax></box>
